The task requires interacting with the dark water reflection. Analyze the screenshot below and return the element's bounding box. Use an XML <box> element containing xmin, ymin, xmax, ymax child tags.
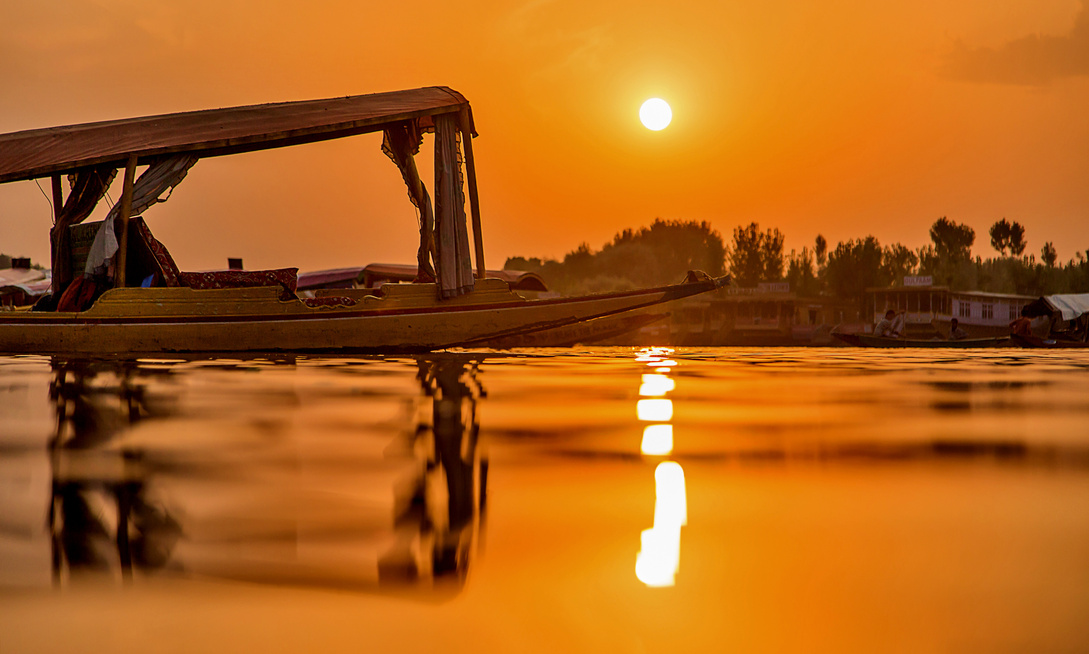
<box><xmin>2</xmin><ymin>355</ymin><xmax>487</xmax><ymax>597</ymax></box>
<box><xmin>2</xmin><ymin>347</ymin><xmax>1089</xmax><ymax>652</ymax></box>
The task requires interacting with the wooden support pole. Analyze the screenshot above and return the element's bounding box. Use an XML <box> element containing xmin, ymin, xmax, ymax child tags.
<box><xmin>51</xmin><ymin>174</ymin><xmax>63</xmax><ymax>224</ymax></box>
<box><xmin>459</xmin><ymin>107</ymin><xmax>486</xmax><ymax>280</ymax></box>
<box><xmin>115</xmin><ymin>154</ymin><xmax>138</xmax><ymax>288</ymax></box>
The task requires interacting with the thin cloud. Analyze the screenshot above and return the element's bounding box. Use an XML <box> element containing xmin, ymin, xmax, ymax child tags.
<box><xmin>942</xmin><ymin>3</ymin><xmax>1089</xmax><ymax>85</ymax></box>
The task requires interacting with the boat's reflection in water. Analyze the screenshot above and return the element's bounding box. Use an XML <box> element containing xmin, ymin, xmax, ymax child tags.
<box><xmin>1</xmin><ymin>355</ymin><xmax>487</xmax><ymax>598</ymax></box>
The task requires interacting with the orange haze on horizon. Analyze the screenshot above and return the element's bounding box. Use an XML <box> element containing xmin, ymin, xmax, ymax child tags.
<box><xmin>1</xmin><ymin>0</ymin><xmax>1087</xmax><ymax>274</ymax></box>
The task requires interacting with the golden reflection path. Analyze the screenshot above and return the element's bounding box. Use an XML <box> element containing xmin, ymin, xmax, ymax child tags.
<box><xmin>634</xmin><ymin>347</ymin><xmax>687</xmax><ymax>588</ymax></box>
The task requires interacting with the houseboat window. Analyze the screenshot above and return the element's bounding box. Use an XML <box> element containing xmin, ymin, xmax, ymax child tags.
<box><xmin>809</xmin><ymin>309</ymin><xmax>818</xmax><ymax>325</ymax></box>
<box><xmin>1009</xmin><ymin>304</ymin><xmax>1020</xmax><ymax>321</ymax></box>
<box><xmin>958</xmin><ymin>302</ymin><xmax>971</xmax><ymax>318</ymax></box>
<box><xmin>919</xmin><ymin>294</ymin><xmax>931</xmax><ymax>312</ymax></box>
<box><xmin>982</xmin><ymin>303</ymin><xmax>994</xmax><ymax>320</ymax></box>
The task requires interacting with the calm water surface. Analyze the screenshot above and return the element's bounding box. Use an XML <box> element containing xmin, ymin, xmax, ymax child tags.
<box><xmin>2</xmin><ymin>347</ymin><xmax>1088</xmax><ymax>653</ymax></box>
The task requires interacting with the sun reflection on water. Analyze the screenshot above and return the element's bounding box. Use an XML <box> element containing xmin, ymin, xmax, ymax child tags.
<box><xmin>639</xmin><ymin>373</ymin><xmax>675</xmax><ymax>397</ymax></box>
<box><xmin>634</xmin><ymin>348</ymin><xmax>687</xmax><ymax>588</ymax></box>
<box><xmin>640</xmin><ymin>424</ymin><xmax>673</xmax><ymax>456</ymax></box>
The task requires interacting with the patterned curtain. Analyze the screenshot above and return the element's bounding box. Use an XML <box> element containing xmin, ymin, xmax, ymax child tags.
<box><xmin>433</xmin><ymin>114</ymin><xmax>474</xmax><ymax>299</ymax></box>
<box><xmin>50</xmin><ymin>165</ymin><xmax>117</xmax><ymax>294</ymax></box>
<box><xmin>382</xmin><ymin>121</ymin><xmax>437</xmax><ymax>283</ymax></box>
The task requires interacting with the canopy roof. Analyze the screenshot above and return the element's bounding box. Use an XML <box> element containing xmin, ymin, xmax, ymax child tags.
<box><xmin>1045</xmin><ymin>294</ymin><xmax>1089</xmax><ymax>321</ymax></box>
<box><xmin>0</xmin><ymin>86</ymin><xmax>471</xmax><ymax>184</ymax></box>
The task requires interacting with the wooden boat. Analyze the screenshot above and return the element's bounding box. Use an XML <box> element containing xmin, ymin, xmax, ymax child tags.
<box><xmin>1010</xmin><ymin>294</ymin><xmax>1089</xmax><ymax>348</ymax></box>
<box><xmin>832</xmin><ymin>333</ymin><xmax>1007</xmax><ymax>348</ymax></box>
<box><xmin>0</xmin><ymin>87</ymin><xmax>727</xmax><ymax>355</ymax></box>
<box><xmin>297</xmin><ymin>263</ymin><xmax>661</xmax><ymax>347</ymax></box>
<box><xmin>1010</xmin><ymin>334</ymin><xmax>1089</xmax><ymax>349</ymax></box>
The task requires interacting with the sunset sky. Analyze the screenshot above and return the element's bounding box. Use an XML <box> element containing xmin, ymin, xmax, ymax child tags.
<box><xmin>1</xmin><ymin>0</ymin><xmax>1087</xmax><ymax>274</ymax></box>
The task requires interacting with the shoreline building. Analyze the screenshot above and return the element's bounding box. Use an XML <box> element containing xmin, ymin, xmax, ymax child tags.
<box><xmin>866</xmin><ymin>276</ymin><xmax>1034</xmax><ymax>338</ymax></box>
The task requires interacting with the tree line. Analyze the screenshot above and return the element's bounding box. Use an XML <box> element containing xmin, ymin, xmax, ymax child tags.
<box><xmin>505</xmin><ymin>216</ymin><xmax>1089</xmax><ymax>302</ymax></box>
<box><xmin>505</xmin><ymin>218</ymin><xmax>726</xmax><ymax>295</ymax></box>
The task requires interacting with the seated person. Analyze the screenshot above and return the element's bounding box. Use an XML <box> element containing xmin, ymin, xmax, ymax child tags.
<box><xmin>1009</xmin><ymin>310</ymin><xmax>1033</xmax><ymax>337</ymax></box>
<box><xmin>874</xmin><ymin>309</ymin><xmax>903</xmax><ymax>338</ymax></box>
<box><xmin>949</xmin><ymin>318</ymin><xmax>969</xmax><ymax>340</ymax></box>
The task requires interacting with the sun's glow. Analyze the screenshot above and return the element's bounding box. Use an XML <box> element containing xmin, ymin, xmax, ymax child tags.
<box><xmin>639</xmin><ymin>98</ymin><xmax>672</xmax><ymax>131</ymax></box>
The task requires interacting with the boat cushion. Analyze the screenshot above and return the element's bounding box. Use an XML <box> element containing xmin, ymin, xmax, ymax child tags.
<box><xmin>131</xmin><ymin>216</ymin><xmax>298</xmax><ymax>300</ymax></box>
<box><xmin>178</xmin><ymin>269</ymin><xmax>299</xmax><ymax>301</ymax></box>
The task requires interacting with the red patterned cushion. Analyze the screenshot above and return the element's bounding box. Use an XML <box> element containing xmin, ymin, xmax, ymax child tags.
<box><xmin>178</xmin><ymin>268</ymin><xmax>299</xmax><ymax>300</ymax></box>
<box><xmin>131</xmin><ymin>217</ymin><xmax>182</xmax><ymax>287</ymax></box>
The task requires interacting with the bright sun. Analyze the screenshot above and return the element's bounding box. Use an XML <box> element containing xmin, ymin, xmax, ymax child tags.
<box><xmin>639</xmin><ymin>98</ymin><xmax>672</xmax><ymax>131</ymax></box>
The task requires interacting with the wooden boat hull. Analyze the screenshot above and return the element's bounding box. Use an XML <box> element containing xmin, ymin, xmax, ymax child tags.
<box><xmin>1010</xmin><ymin>334</ymin><xmax>1089</xmax><ymax>349</ymax></box>
<box><xmin>0</xmin><ymin>277</ymin><xmax>725</xmax><ymax>355</ymax></box>
<box><xmin>482</xmin><ymin>311</ymin><xmax>668</xmax><ymax>349</ymax></box>
<box><xmin>832</xmin><ymin>333</ymin><xmax>1007</xmax><ymax>348</ymax></box>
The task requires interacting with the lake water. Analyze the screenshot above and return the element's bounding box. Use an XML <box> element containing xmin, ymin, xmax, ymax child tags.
<box><xmin>2</xmin><ymin>347</ymin><xmax>1088</xmax><ymax>653</ymax></box>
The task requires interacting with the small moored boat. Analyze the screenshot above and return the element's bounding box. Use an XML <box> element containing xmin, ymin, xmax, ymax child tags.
<box><xmin>832</xmin><ymin>333</ymin><xmax>1007</xmax><ymax>348</ymax></box>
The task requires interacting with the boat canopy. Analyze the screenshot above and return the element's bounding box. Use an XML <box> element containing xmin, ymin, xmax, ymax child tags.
<box><xmin>0</xmin><ymin>86</ymin><xmax>472</xmax><ymax>184</ymax></box>
<box><xmin>4</xmin><ymin>86</ymin><xmax>485</xmax><ymax>300</ymax></box>
<box><xmin>1044</xmin><ymin>294</ymin><xmax>1089</xmax><ymax>321</ymax></box>
<box><xmin>1021</xmin><ymin>293</ymin><xmax>1089</xmax><ymax>320</ymax></box>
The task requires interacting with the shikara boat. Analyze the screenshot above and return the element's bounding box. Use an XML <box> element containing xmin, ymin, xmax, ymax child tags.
<box><xmin>1010</xmin><ymin>334</ymin><xmax>1089</xmax><ymax>349</ymax></box>
<box><xmin>1010</xmin><ymin>294</ymin><xmax>1089</xmax><ymax>348</ymax></box>
<box><xmin>832</xmin><ymin>333</ymin><xmax>1007</xmax><ymax>348</ymax></box>
<box><xmin>0</xmin><ymin>87</ymin><xmax>727</xmax><ymax>355</ymax></box>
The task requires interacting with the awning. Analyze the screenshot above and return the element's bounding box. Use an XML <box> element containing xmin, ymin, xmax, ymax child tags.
<box><xmin>0</xmin><ymin>87</ymin><xmax>471</xmax><ymax>184</ymax></box>
<box><xmin>1045</xmin><ymin>294</ymin><xmax>1089</xmax><ymax>321</ymax></box>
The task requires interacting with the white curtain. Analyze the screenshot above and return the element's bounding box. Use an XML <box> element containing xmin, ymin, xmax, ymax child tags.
<box><xmin>106</xmin><ymin>155</ymin><xmax>198</xmax><ymax>222</ymax></box>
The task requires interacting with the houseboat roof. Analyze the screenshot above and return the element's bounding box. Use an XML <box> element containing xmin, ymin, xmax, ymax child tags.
<box><xmin>0</xmin><ymin>86</ymin><xmax>471</xmax><ymax>184</ymax></box>
<box><xmin>865</xmin><ymin>285</ymin><xmax>1034</xmax><ymax>300</ymax></box>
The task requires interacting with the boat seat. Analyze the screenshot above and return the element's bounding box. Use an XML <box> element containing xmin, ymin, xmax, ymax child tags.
<box><xmin>130</xmin><ymin>217</ymin><xmax>299</xmax><ymax>300</ymax></box>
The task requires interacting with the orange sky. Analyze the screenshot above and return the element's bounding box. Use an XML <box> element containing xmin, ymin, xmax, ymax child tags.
<box><xmin>1</xmin><ymin>0</ymin><xmax>1087</xmax><ymax>273</ymax></box>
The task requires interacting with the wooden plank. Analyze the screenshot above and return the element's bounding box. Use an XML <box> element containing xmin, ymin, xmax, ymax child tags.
<box><xmin>115</xmin><ymin>155</ymin><xmax>137</xmax><ymax>288</ymax></box>
<box><xmin>51</xmin><ymin>174</ymin><xmax>63</xmax><ymax>223</ymax></box>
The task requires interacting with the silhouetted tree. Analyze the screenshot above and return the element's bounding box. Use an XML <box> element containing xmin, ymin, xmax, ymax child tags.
<box><xmin>990</xmin><ymin>219</ymin><xmax>1012</xmax><ymax>256</ymax></box>
<box><xmin>989</xmin><ymin>218</ymin><xmax>1027</xmax><ymax>257</ymax></box>
<box><xmin>881</xmin><ymin>243</ymin><xmax>919</xmax><ymax>285</ymax></box>
<box><xmin>920</xmin><ymin>217</ymin><xmax>976</xmax><ymax>288</ymax></box>
<box><xmin>825</xmin><ymin>237</ymin><xmax>885</xmax><ymax>302</ymax></box>
<box><xmin>929</xmin><ymin>217</ymin><xmax>975</xmax><ymax>263</ymax></box>
<box><xmin>1041</xmin><ymin>242</ymin><xmax>1058</xmax><ymax>268</ymax></box>
<box><xmin>814</xmin><ymin>235</ymin><xmax>828</xmax><ymax>268</ymax></box>
<box><xmin>785</xmin><ymin>248</ymin><xmax>818</xmax><ymax>296</ymax></box>
<box><xmin>727</xmin><ymin>222</ymin><xmax>785</xmax><ymax>286</ymax></box>
<box><xmin>506</xmin><ymin>219</ymin><xmax>726</xmax><ymax>294</ymax></box>
<box><xmin>1008</xmin><ymin>222</ymin><xmax>1026</xmax><ymax>256</ymax></box>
